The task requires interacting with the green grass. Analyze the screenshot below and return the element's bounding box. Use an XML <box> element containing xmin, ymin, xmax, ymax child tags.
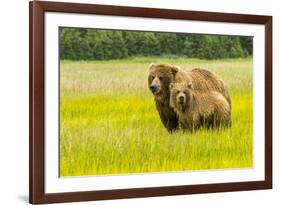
<box><xmin>60</xmin><ymin>57</ymin><xmax>253</xmax><ymax>176</ymax></box>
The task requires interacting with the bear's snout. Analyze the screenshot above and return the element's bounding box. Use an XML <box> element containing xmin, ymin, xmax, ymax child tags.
<box><xmin>150</xmin><ymin>85</ymin><xmax>157</xmax><ymax>93</ymax></box>
<box><xmin>150</xmin><ymin>77</ymin><xmax>161</xmax><ymax>94</ymax></box>
<box><xmin>177</xmin><ymin>93</ymin><xmax>186</xmax><ymax>104</ymax></box>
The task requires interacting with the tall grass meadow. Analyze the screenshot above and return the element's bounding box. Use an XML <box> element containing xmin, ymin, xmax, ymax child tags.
<box><xmin>60</xmin><ymin>57</ymin><xmax>253</xmax><ymax>176</ymax></box>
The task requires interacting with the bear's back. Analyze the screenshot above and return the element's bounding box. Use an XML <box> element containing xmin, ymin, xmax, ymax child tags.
<box><xmin>192</xmin><ymin>90</ymin><xmax>230</xmax><ymax>119</ymax></box>
<box><xmin>190</xmin><ymin>69</ymin><xmax>224</xmax><ymax>91</ymax></box>
<box><xmin>188</xmin><ymin>68</ymin><xmax>231</xmax><ymax>108</ymax></box>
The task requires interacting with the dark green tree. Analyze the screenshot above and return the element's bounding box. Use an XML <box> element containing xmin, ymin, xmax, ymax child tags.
<box><xmin>240</xmin><ymin>36</ymin><xmax>253</xmax><ymax>56</ymax></box>
<box><xmin>59</xmin><ymin>28</ymin><xmax>253</xmax><ymax>60</ymax></box>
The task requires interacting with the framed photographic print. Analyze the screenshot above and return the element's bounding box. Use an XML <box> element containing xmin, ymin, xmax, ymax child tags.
<box><xmin>29</xmin><ymin>1</ymin><xmax>272</xmax><ymax>204</ymax></box>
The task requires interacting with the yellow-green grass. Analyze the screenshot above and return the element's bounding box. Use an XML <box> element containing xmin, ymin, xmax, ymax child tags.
<box><xmin>60</xmin><ymin>57</ymin><xmax>253</xmax><ymax>176</ymax></box>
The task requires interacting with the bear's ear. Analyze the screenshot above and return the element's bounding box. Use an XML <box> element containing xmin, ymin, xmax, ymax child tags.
<box><xmin>169</xmin><ymin>83</ymin><xmax>174</xmax><ymax>90</ymax></box>
<box><xmin>149</xmin><ymin>63</ymin><xmax>155</xmax><ymax>70</ymax></box>
<box><xmin>171</xmin><ymin>66</ymin><xmax>179</xmax><ymax>75</ymax></box>
<box><xmin>187</xmin><ymin>82</ymin><xmax>193</xmax><ymax>89</ymax></box>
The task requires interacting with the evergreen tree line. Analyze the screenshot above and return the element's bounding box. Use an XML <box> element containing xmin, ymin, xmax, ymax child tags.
<box><xmin>60</xmin><ymin>28</ymin><xmax>253</xmax><ymax>60</ymax></box>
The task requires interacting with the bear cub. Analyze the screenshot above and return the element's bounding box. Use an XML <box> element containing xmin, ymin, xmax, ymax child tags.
<box><xmin>169</xmin><ymin>82</ymin><xmax>231</xmax><ymax>131</ymax></box>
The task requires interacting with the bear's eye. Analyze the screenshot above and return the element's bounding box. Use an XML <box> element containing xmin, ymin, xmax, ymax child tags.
<box><xmin>151</xmin><ymin>76</ymin><xmax>155</xmax><ymax>80</ymax></box>
<box><xmin>183</xmin><ymin>91</ymin><xmax>186</xmax><ymax>94</ymax></box>
<box><xmin>159</xmin><ymin>76</ymin><xmax>163</xmax><ymax>80</ymax></box>
<box><xmin>177</xmin><ymin>91</ymin><xmax>180</xmax><ymax>94</ymax></box>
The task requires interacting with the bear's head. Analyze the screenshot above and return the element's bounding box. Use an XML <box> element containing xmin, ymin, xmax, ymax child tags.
<box><xmin>148</xmin><ymin>63</ymin><xmax>179</xmax><ymax>100</ymax></box>
<box><xmin>169</xmin><ymin>82</ymin><xmax>193</xmax><ymax>112</ymax></box>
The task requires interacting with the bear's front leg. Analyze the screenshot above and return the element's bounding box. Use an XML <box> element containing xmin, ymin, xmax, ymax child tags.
<box><xmin>187</xmin><ymin>113</ymin><xmax>200</xmax><ymax>132</ymax></box>
<box><xmin>158</xmin><ymin>110</ymin><xmax>178</xmax><ymax>132</ymax></box>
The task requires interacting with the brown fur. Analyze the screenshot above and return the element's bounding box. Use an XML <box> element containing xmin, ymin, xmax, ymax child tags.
<box><xmin>170</xmin><ymin>82</ymin><xmax>231</xmax><ymax>131</ymax></box>
<box><xmin>148</xmin><ymin>63</ymin><xmax>231</xmax><ymax>132</ymax></box>
<box><xmin>148</xmin><ymin>64</ymin><xmax>179</xmax><ymax>132</ymax></box>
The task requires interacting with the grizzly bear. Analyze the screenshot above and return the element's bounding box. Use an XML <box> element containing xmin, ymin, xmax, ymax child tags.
<box><xmin>169</xmin><ymin>82</ymin><xmax>231</xmax><ymax>130</ymax></box>
<box><xmin>148</xmin><ymin>63</ymin><xmax>231</xmax><ymax>132</ymax></box>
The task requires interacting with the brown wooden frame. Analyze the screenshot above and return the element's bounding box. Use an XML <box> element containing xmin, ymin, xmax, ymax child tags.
<box><xmin>29</xmin><ymin>1</ymin><xmax>272</xmax><ymax>204</ymax></box>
